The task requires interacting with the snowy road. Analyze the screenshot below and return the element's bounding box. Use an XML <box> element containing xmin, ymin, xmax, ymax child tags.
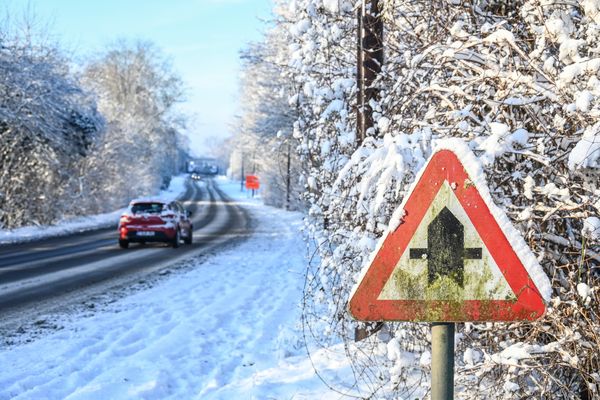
<box><xmin>0</xmin><ymin>178</ymin><xmax>250</xmax><ymax>320</ymax></box>
<box><xmin>0</xmin><ymin>179</ymin><xmax>349</xmax><ymax>400</ymax></box>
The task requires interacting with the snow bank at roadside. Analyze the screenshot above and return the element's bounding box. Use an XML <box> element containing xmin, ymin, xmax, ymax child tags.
<box><xmin>0</xmin><ymin>175</ymin><xmax>188</xmax><ymax>245</ymax></box>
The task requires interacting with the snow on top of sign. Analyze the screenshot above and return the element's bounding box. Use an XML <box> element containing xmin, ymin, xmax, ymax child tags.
<box><xmin>350</xmin><ymin>138</ymin><xmax>552</xmax><ymax>303</ymax></box>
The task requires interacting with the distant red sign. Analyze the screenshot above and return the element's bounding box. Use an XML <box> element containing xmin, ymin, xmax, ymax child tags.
<box><xmin>245</xmin><ymin>175</ymin><xmax>260</xmax><ymax>190</ymax></box>
<box><xmin>349</xmin><ymin>148</ymin><xmax>547</xmax><ymax>322</ymax></box>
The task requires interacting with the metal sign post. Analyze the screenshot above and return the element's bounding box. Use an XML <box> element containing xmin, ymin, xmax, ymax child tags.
<box><xmin>431</xmin><ymin>322</ymin><xmax>454</xmax><ymax>400</ymax></box>
<box><xmin>245</xmin><ymin>175</ymin><xmax>260</xmax><ymax>198</ymax></box>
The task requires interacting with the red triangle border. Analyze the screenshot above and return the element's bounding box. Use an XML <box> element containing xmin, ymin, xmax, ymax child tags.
<box><xmin>349</xmin><ymin>150</ymin><xmax>546</xmax><ymax>322</ymax></box>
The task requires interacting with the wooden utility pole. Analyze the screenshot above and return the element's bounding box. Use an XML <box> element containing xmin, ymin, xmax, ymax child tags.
<box><xmin>357</xmin><ymin>0</ymin><xmax>383</xmax><ymax>147</ymax></box>
<box><xmin>286</xmin><ymin>143</ymin><xmax>291</xmax><ymax>211</ymax></box>
<box><xmin>355</xmin><ymin>0</ymin><xmax>384</xmax><ymax>342</ymax></box>
<box><xmin>240</xmin><ymin>152</ymin><xmax>245</xmax><ymax>192</ymax></box>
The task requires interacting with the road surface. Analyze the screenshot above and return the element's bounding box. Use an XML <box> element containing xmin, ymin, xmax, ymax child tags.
<box><xmin>0</xmin><ymin>178</ymin><xmax>251</xmax><ymax>320</ymax></box>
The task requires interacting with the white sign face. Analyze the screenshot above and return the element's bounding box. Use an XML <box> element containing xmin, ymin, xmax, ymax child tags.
<box><xmin>378</xmin><ymin>181</ymin><xmax>516</xmax><ymax>301</ymax></box>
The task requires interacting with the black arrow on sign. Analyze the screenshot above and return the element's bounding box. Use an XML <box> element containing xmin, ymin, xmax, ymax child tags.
<box><xmin>409</xmin><ymin>207</ymin><xmax>482</xmax><ymax>287</ymax></box>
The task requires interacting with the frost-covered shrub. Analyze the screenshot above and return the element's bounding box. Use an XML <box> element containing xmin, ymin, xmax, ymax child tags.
<box><xmin>0</xmin><ymin>41</ymin><xmax>103</xmax><ymax>228</ymax></box>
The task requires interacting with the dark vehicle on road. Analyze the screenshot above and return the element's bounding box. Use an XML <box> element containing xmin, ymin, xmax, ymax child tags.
<box><xmin>189</xmin><ymin>158</ymin><xmax>219</xmax><ymax>175</ymax></box>
<box><xmin>118</xmin><ymin>199</ymin><xmax>193</xmax><ymax>249</ymax></box>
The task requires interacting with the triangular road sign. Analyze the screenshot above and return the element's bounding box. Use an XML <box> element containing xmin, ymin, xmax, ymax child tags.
<box><xmin>349</xmin><ymin>144</ymin><xmax>549</xmax><ymax>322</ymax></box>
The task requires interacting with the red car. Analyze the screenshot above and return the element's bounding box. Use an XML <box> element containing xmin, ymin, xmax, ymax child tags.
<box><xmin>118</xmin><ymin>199</ymin><xmax>193</xmax><ymax>249</ymax></box>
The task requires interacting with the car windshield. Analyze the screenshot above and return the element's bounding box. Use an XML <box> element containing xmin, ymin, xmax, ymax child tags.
<box><xmin>131</xmin><ymin>202</ymin><xmax>164</xmax><ymax>215</ymax></box>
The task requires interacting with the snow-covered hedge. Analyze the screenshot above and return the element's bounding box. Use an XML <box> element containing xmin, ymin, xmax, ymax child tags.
<box><xmin>245</xmin><ymin>0</ymin><xmax>600</xmax><ymax>398</ymax></box>
<box><xmin>0</xmin><ymin>40</ymin><xmax>104</xmax><ymax>228</ymax></box>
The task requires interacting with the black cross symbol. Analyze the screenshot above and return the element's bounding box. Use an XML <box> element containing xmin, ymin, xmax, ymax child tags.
<box><xmin>409</xmin><ymin>207</ymin><xmax>482</xmax><ymax>287</ymax></box>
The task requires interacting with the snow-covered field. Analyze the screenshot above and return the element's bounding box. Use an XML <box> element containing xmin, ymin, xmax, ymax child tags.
<box><xmin>0</xmin><ymin>177</ymin><xmax>351</xmax><ymax>399</ymax></box>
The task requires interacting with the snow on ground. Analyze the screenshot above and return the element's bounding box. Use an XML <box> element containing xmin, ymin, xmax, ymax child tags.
<box><xmin>0</xmin><ymin>177</ymin><xmax>352</xmax><ymax>399</ymax></box>
<box><xmin>0</xmin><ymin>176</ymin><xmax>188</xmax><ymax>245</ymax></box>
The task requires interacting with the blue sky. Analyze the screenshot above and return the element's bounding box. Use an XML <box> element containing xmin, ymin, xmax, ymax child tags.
<box><xmin>5</xmin><ymin>0</ymin><xmax>273</xmax><ymax>156</ymax></box>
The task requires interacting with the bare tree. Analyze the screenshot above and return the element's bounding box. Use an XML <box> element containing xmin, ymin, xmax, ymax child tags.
<box><xmin>232</xmin><ymin>32</ymin><xmax>304</xmax><ymax>210</ymax></box>
<box><xmin>80</xmin><ymin>40</ymin><xmax>186</xmax><ymax>212</ymax></box>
